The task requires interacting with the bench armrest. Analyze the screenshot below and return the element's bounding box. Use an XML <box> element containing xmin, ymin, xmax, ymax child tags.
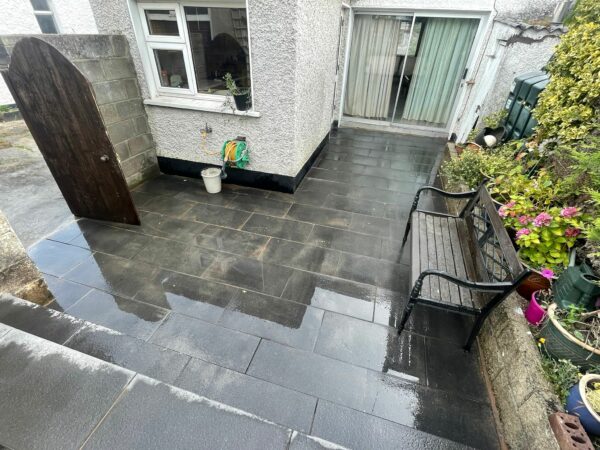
<box><xmin>410</xmin><ymin>269</ymin><xmax>514</xmax><ymax>299</ymax></box>
<box><xmin>408</xmin><ymin>186</ymin><xmax>477</xmax><ymax>217</ymax></box>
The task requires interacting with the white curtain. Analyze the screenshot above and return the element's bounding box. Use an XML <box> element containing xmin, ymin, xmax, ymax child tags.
<box><xmin>344</xmin><ymin>15</ymin><xmax>401</xmax><ymax>119</ymax></box>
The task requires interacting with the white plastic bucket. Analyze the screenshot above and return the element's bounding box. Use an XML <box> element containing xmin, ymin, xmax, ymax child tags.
<box><xmin>201</xmin><ymin>168</ymin><xmax>222</xmax><ymax>194</ymax></box>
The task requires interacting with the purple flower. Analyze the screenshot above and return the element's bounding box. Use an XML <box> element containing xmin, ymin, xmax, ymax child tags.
<box><xmin>533</xmin><ymin>212</ymin><xmax>552</xmax><ymax>227</ymax></box>
<box><xmin>516</xmin><ymin>228</ymin><xmax>531</xmax><ymax>239</ymax></box>
<box><xmin>541</xmin><ymin>268</ymin><xmax>554</xmax><ymax>280</ymax></box>
<box><xmin>560</xmin><ymin>207</ymin><xmax>578</xmax><ymax>218</ymax></box>
<box><xmin>518</xmin><ymin>215</ymin><xmax>532</xmax><ymax>225</ymax></box>
<box><xmin>565</xmin><ymin>227</ymin><xmax>581</xmax><ymax>238</ymax></box>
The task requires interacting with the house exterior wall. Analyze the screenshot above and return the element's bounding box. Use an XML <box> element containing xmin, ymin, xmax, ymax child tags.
<box><xmin>89</xmin><ymin>0</ymin><xmax>343</xmax><ymax>180</ymax></box>
<box><xmin>0</xmin><ymin>0</ymin><xmax>98</xmax><ymax>105</ymax></box>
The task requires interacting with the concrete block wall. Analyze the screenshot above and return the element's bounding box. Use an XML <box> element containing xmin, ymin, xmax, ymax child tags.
<box><xmin>0</xmin><ymin>34</ymin><xmax>159</xmax><ymax>187</ymax></box>
<box><xmin>0</xmin><ymin>211</ymin><xmax>52</xmax><ymax>306</ymax></box>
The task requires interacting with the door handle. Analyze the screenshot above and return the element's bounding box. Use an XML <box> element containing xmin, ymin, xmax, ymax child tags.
<box><xmin>100</xmin><ymin>155</ymin><xmax>109</xmax><ymax>162</ymax></box>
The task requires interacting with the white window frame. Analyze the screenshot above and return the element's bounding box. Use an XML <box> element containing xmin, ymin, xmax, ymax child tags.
<box><xmin>31</xmin><ymin>0</ymin><xmax>60</xmax><ymax>34</ymax></box>
<box><xmin>135</xmin><ymin>1</ymin><xmax>251</xmax><ymax>105</ymax></box>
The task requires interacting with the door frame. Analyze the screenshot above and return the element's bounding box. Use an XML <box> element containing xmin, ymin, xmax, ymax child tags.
<box><xmin>338</xmin><ymin>7</ymin><xmax>491</xmax><ymax>134</ymax></box>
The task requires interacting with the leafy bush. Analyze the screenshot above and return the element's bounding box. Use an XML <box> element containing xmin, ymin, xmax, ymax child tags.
<box><xmin>535</xmin><ymin>0</ymin><xmax>600</xmax><ymax>142</ymax></box>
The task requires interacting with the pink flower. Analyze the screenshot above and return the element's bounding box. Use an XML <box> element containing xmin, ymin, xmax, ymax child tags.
<box><xmin>518</xmin><ymin>215</ymin><xmax>532</xmax><ymax>225</ymax></box>
<box><xmin>505</xmin><ymin>201</ymin><xmax>516</xmax><ymax>209</ymax></box>
<box><xmin>533</xmin><ymin>212</ymin><xmax>552</xmax><ymax>227</ymax></box>
<box><xmin>560</xmin><ymin>207</ymin><xmax>578</xmax><ymax>218</ymax></box>
<box><xmin>498</xmin><ymin>206</ymin><xmax>508</xmax><ymax>218</ymax></box>
<box><xmin>541</xmin><ymin>268</ymin><xmax>554</xmax><ymax>280</ymax></box>
<box><xmin>565</xmin><ymin>227</ymin><xmax>581</xmax><ymax>238</ymax></box>
<box><xmin>516</xmin><ymin>228</ymin><xmax>531</xmax><ymax>239</ymax></box>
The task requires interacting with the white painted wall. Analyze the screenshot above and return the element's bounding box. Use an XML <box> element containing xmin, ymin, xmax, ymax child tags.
<box><xmin>0</xmin><ymin>0</ymin><xmax>98</xmax><ymax>105</ymax></box>
<box><xmin>89</xmin><ymin>0</ymin><xmax>343</xmax><ymax>178</ymax></box>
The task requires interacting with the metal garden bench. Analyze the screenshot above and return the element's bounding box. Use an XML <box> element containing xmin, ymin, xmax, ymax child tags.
<box><xmin>399</xmin><ymin>183</ymin><xmax>532</xmax><ymax>351</ymax></box>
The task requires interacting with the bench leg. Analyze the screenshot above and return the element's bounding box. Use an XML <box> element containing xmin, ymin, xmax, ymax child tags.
<box><xmin>397</xmin><ymin>299</ymin><xmax>415</xmax><ymax>335</ymax></box>
<box><xmin>464</xmin><ymin>313</ymin><xmax>487</xmax><ymax>351</ymax></box>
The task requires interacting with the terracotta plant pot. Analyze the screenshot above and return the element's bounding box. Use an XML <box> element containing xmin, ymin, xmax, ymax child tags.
<box><xmin>566</xmin><ymin>374</ymin><xmax>600</xmax><ymax>436</ymax></box>
<box><xmin>525</xmin><ymin>290</ymin><xmax>547</xmax><ymax>326</ymax></box>
<box><xmin>516</xmin><ymin>255</ymin><xmax>555</xmax><ymax>299</ymax></box>
<box><xmin>540</xmin><ymin>304</ymin><xmax>600</xmax><ymax>369</ymax></box>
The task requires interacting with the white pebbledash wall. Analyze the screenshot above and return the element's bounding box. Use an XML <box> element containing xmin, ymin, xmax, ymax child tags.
<box><xmin>89</xmin><ymin>0</ymin><xmax>344</xmax><ymax>179</ymax></box>
<box><xmin>0</xmin><ymin>0</ymin><xmax>98</xmax><ymax>105</ymax></box>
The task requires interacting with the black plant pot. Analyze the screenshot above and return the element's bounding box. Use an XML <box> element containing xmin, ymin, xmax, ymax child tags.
<box><xmin>233</xmin><ymin>93</ymin><xmax>251</xmax><ymax>111</ymax></box>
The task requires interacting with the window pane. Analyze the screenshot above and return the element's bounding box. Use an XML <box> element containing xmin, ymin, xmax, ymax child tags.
<box><xmin>36</xmin><ymin>14</ymin><xmax>58</xmax><ymax>34</ymax></box>
<box><xmin>184</xmin><ymin>6</ymin><xmax>250</xmax><ymax>95</ymax></box>
<box><xmin>145</xmin><ymin>9</ymin><xmax>179</xmax><ymax>36</ymax></box>
<box><xmin>153</xmin><ymin>49</ymin><xmax>188</xmax><ymax>89</ymax></box>
<box><xmin>30</xmin><ymin>0</ymin><xmax>50</xmax><ymax>11</ymax></box>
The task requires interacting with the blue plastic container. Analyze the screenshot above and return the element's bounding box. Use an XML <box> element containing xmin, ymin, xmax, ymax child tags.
<box><xmin>566</xmin><ymin>374</ymin><xmax>600</xmax><ymax>436</ymax></box>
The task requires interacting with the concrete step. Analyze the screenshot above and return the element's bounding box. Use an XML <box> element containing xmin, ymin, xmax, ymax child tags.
<box><xmin>0</xmin><ymin>300</ymin><xmax>349</xmax><ymax>449</ymax></box>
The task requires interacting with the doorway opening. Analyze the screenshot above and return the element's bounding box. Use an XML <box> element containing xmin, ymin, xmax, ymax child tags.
<box><xmin>342</xmin><ymin>12</ymin><xmax>482</xmax><ymax>131</ymax></box>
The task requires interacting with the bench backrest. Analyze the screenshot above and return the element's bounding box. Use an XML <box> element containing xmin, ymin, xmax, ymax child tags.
<box><xmin>462</xmin><ymin>186</ymin><xmax>524</xmax><ymax>283</ymax></box>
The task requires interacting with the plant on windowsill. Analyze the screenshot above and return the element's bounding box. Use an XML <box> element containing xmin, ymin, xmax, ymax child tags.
<box><xmin>223</xmin><ymin>72</ymin><xmax>251</xmax><ymax>112</ymax></box>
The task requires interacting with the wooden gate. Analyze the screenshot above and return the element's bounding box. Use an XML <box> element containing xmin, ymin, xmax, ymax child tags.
<box><xmin>2</xmin><ymin>37</ymin><xmax>140</xmax><ymax>225</ymax></box>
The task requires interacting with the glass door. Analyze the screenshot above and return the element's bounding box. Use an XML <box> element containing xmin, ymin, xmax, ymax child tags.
<box><xmin>343</xmin><ymin>13</ymin><xmax>480</xmax><ymax>129</ymax></box>
<box><xmin>391</xmin><ymin>16</ymin><xmax>480</xmax><ymax>128</ymax></box>
<box><xmin>343</xmin><ymin>14</ymin><xmax>413</xmax><ymax>122</ymax></box>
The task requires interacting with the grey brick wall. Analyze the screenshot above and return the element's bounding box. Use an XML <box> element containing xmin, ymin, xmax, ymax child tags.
<box><xmin>0</xmin><ymin>211</ymin><xmax>52</xmax><ymax>305</ymax></box>
<box><xmin>0</xmin><ymin>34</ymin><xmax>159</xmax><ymax>187</ymax></box>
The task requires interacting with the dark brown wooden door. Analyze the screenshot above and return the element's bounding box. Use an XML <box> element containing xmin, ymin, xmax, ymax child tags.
<box><xmin>1</xmin><ymin>37</ymin><xmax>140</xmax><ymax>225</ymax></box>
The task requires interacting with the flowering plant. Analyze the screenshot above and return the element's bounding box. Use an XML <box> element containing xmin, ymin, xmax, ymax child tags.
<box><xmin>499</xmin><ymin>201</ymin><xmax>588</xmax><ymax>269</ymax></box>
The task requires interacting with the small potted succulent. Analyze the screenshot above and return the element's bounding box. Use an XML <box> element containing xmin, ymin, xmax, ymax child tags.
<box><xmin>566</xmin><ymin>374</ymin><xmax>600</xmax><ymax>435</ymax></box>
<box><xmin>223</xmin><ymin>72</ymin><xmax>251</xmax><ymax>111</ymax></box>
<box><xmin>540</xmin><ymin>304</ymin><xmax>600</xmax><ymax>368</ymax></box>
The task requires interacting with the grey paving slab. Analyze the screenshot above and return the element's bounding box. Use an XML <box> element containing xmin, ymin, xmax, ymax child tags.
<box><xmin>226</xmin><ymin>193</ymin><xmax>292</xmax><ymax>217</ymax></box>
<box><xmin>67</xmin><ymin>220</ymin><xmax>152</xmax><ymax>259</ymax></box>
<box><xmin>66</xmin><ymin>289</ymin><xmax>168</xmax><ymax>340</ymax></box>
<box><xmin>149</xmin><ymin>313</ymin><xmax>260</xmax><ymax>372</ymax></box>
<box><xmin>84</xmin><ymin>375</ymin><xmax>290</xmax><ymax>450</ymax></box>
<box><xmin>28</xmin><ymin>239</ymin><xmax>92</xmax><ymax>277</ymax></box>
<box><xmin>281</xmin><ymin>270</ymin><xmax>376</xmax><ymax>321</ymax></box>
<box><xmin>43</xmin><ymin>273</ymin><xmax>93</xmax><ymax>311</ymax></box>
<box><xmin>242</xmin><ymin>213</ymin><xmax>314</xmax><ymax>242</ymax></box>
<box><xmin>219</xmin><ymin>290</ymin><xmax>324</xmax><ymax>351</ymax></box>
<box><xmin>0</xmin><ymin>328</ymin><xmax>133</xmax><ymax>450</ymax></box>
<box><xmin>348</xmin><ymin>213</ymin><xmax>391</xmax><ymax>238</ymax></box>
<box><xmin>135</xmin><ymin>269</ymin><xmax>236</xmax><ymax>323</ymax></box>
<box><xmin>322</xmin><ymin>195</ymin><xmax>386</xmax><ymax>217</ymax></box>
<box><xmin>175</xmin><ymin>357</ymin><xmax>317</xmax><ymax>432</ymax></box>
<box><xmin>203</xmin><ymin>253</ymin><xmax>293</xmax><ymax>297</ymax></box>
<box><xmin>0</xmin><ymin>294</ymin><xmax>84</xmax><ymax>344</ymax></box>
<box><xmin>288</xmin><ymin>432</ymin><xmax>349</xmax><ymax>450</ymax></box>
<box><xmin>134</xmin><ymin>211</ymin><xmax>209</xmax><ymax>242</ymax></box>
<box><xmin>183</xmin><ymin>202</ymin><xmax>252</xmax><ymax>228</ymax></box>
<box><xmin>286</xmin><ymin>204</ymin><xmax>352</xmax><ymax>229</ymax></box>
<box><xmin>46</xmin><ymin>220</ymin><xmax>84</xmax><ymax>244</ymax></box>
<box><xmin>311</xmin><ymin>400</ymin><xmax>466</xmax><ymax>450</ymax></box>
<box><xmin>133</xmin><ymin>236</ymin><xmax>215</xmax><ymax>277</ymax></box>
<box><xmin>336</xmin><ymin>252</ymin><xmax>406</xmax><ymax>290</ymax></box>
<box><xmin>262</xmin><ymin>238</ymin><xmax>340</xmax><ymax>276</ymax></box>
<box><xmin>247</xmin><ymin>340</ymin><xmax>378</xmax><ymax>412</ymax></box>
<box><xmin>306</xmin><ymin>225</ymin><xmax>382</xmax><ymax>258</ymax></box>
<box><xmin>372</xmin><ymin>376</ymin><xmax>500</xmax><ymax>449</ymax></box>
<box><xmin>66</xmin><ymin>324</ymin><xmax>190</xmax><ymax>384</ymax></box>
<box><xmin>315</xmin><ymin>312</ymin><xmax>427</xmax><ymax>380</ymax></box>
<box><xmin>140</xmin><ymin>194</ymin><xmax>195</xmax><ymax>216</ymax></box>
<box><xmin>64</xmin><ymin>252</ymin><xmax>159</xmax><ymax>299</ymax></box>
<box><xmin>194</xmin><ymin>224</ymin><xmax>270</xmax><ymax>258</ymax></box>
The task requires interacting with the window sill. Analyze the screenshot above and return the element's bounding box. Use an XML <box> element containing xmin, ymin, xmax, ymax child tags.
<box><xmin>144</xmin><ymin>97</ymin><xmax>261</xmax><ymax>118</ymax></box>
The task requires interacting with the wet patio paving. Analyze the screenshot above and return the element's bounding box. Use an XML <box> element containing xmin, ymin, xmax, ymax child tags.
<box><xmin>18</xmin><ymin>128</ymin><xmax>498</xmax><ymax>448</ymax></box>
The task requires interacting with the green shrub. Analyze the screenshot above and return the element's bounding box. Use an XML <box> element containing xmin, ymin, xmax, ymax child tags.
<box><xmin>535</xmin><ymin>0</ymin><xmax>600</xmax><ymax>142</ymax></box>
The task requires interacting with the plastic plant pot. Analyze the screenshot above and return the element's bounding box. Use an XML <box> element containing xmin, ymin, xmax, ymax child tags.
<box><xmin>201</xmin><ymin>168</ymin><xmax>222</xmax><ymax>194</ymax></box>
<box><xmin>566</xmin><ymin>374</ymin><xmax>600</xmax><ymax>436</ymax></box>
<box><xmin>554</xmin><ymin>265</ymin><xmax>600</xmax><ymax>310</ymax></box>
<box><xmin>525</xmin><ymin>291</ymin><xmax>546</xmax><ymax>326</ymax></box>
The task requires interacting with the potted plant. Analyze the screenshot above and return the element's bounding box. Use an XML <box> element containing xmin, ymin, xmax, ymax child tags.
<box><xmin>223</xmin><ymin>73</ymin><xmax>251</xmax><ymax>111</ymax></box>
<box><xmin>526</xmin><ymin>289</ymin><xmax>551</xmax><ymax>326</ymax></box>
<box><xmin>566</xmin><ymin>374</ymin><xmax>600</xmax><ymax>435</ymax></box>
<box><xmin>540</xmin><ymin>303</ymin><xmax>600</xmax><ymax>368</ymax></box>
<box><xmin>554</xmin><ymin>264</ymin><xmax>600</xmax><ymax>310</ymax></box>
